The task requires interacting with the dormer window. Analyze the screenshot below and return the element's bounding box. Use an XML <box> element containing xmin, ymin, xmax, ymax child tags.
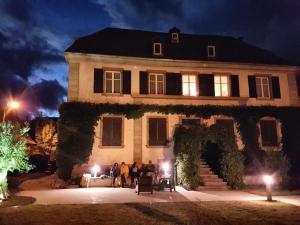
<box><xmin>207</xmin><ymin>45</ymin><xmax>216</xmax><ymax>57</ymax></box>
<box><xmin>171</xmin><ymin>33</ymin><xmax>179</xmax><ymax>43</ymax></box>
<box><xmin>153</xmin><ymin>42</ymin><xmax>162</xmax><ymax>56</ymax></box>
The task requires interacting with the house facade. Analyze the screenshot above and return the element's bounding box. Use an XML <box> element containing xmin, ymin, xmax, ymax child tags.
<box><xmin>64</xmin><ymin>27</ymin><xmax>300</xmax><ymax>168</ymax></box>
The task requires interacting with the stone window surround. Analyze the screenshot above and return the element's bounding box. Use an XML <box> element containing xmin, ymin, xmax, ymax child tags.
<box><xmin>257</xmin><ymin>117</ymin><xmax>283</xmax><ymax>151</ymax></box>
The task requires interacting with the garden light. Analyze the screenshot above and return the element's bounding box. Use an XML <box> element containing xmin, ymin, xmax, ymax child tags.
<box><xmin>162</xmin><ymin>162</ymin><xmax>170</xmax><ymax>176</ymax></box>
<box><xmin>91</xmin><ymin>165</ymin><xmax>100</xmax><ymax>177</ymax></box>
<box><xmin>263</xmin><ymin>175</ymin><xmax>274</xmax><ymax>201</ymax></box>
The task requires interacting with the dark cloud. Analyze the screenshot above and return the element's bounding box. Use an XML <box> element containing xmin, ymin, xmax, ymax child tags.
<box><xmin>96</xmin><ymin>0</ymin><xmax>184</xmax><ymax>31</ymax></box>
<box><xmin>0</xmin><ymin>0</ymin><xmax>67</xmax><ymax>113</ymax></box>
<box><xmin>96</xmin><ymin>0</ymin><xmax>300</xmax><ymax>64</ymax></box>
<box><xmin>32</xmin><ymin>80</ymin><xmax>67</xmax><ymax>111</ymax></box>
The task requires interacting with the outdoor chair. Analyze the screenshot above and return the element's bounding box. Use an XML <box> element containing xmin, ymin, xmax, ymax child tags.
<box><xmin>136</xmin><ymin>175</ymin><xmax>153</xmax><ymax>195</ymax></box>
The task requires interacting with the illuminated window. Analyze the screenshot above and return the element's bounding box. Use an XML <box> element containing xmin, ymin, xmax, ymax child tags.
<box><xmin>256</xmin><ymin>77</ymin><xmax>270</xmax><ymax>98</ymax></box>
<box><xmin>214</xmin><ymin>75</ymin><xmax>229</xmax><ymax>96</ymax></box>
<box><xmin>153</xmin><ymin>43</ymin><xmax>162</xmax><ymax>55</ymax></box>
<box><xmin>149</xmin><ymin>73</ymin><xmax>164</xmax><ymax>94</ymax></box>
<box><xmin>104</xmin><ymin>71</ymin><xmax>121</xmax><ymax>93</ymax></box>
<box><xmin>207</xmin><ymin>46</ymin><xmax>216</xmax><ymax>57</ymax></box>
<box><xmin>171</xmin><ymin>33</ymin><xmax>179</xmax><ymax>43</ymax></box>
<box><xmin>182</xmin><ymin>75</ymin><xmax>197</xmax><ymax>96</ymax></box>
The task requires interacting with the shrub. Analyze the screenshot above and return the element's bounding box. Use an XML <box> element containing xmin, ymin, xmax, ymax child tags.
<box><xmin>176</xmin><ymin>153</ymin><xmax>200</xmax><ymax>189</ymax></box>
<box><xmin>263</xmin><ymin>151</ymin><xmax>290</xmax><ymax>187</ymax></box>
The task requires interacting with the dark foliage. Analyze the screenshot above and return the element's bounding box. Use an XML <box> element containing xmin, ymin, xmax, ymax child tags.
<box><xmin>57</xmin><ymin>102</ymin><xmax>300</xmax><ymax>182</ymax></box>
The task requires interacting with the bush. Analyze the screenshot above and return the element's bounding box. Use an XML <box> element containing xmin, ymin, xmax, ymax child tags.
<box><xmin>174</xmin><ymin>125</ymin><xmax>244</xmax><ymax>189</ymax></box>
<box><xmin>220</xmin><ymin>148</ymin><xmax>245</xmax><ymax>189</ymax></box>
<box><xmin>263</xmin><ymin>151</ymin><xmax>290</xmax><ymax>187</ymax></box>
<box><xmin>176</xmin><ymin>153</ymin><xmax>200</xmax><ymax>189</ymax></box>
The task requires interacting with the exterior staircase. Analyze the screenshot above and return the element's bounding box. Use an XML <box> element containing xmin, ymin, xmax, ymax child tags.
<box><xmin>196</xmin><ymin>159</ymin><xmax>230</xmax><ymax>191</ymax></box>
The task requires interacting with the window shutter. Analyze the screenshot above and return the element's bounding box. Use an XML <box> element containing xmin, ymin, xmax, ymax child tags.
<box><xmin>296</xmin><ymin>75</ymin><xmax>300</xmax><ymax>96</ymax></box>
<box><xmin>139</xmin><ymin>71</ymin><xmax>148</xmax><ymax>94</ymax></box>
<box><xmin>248</xmin><ymin>75</ymin><xmax>257</xmax><ymax>98</ymax></box>
<box><xmin>165</xmin><ymin>73</ymin><xmax>182</xmax><ymax>95</ymax></box>
<box><xmin>148</xmin><ymin>118</ymin><xmax>167</xmax><ymax>146</ymax></box>
<box><xmin>230</xmin><ymin>75</ymin><xmax>240</xmax><ymax>97</ymax></box>
<box><xmin>122</xmin><ymin>70</ymin><xmax>131</xmax><ymax>94</ymax></box>
<box><xmin>94</xmin><ymin>69</ymin><xmax>103</xmax><ymax>93</ymax></box>
<box><xmin>148</xmin><ymin>118</ymin><xmax>157</xmax><ymax>146</ymax></box>
<box><xmin>102</xmin><ymin>117</ymin><xmax>122</xmax><ymax>146</ymax></box>
<box><xmin>199</xmin><ymin>74</ymin><xmax>214</xmax><ymax>96</ymax></box>
<box><xmin>271</xmin><ymin>76</ymin><xmax>281</xmax><ymax>99</ymax></box>
<box><xmin>260</xmin><ymin>120</ymin><xmax>278</xmax><ymax>146</ymax></box>
<box><xmin>157</xmin><ymin>118</ymin><xmax>167</xmax><ymax>145</ymax></box>
<box><xmin>112</xmin><ymin>118</ymin><xmax>122</xmax><ymax>146</ymax></box>
<box><xmin>102</xmin><ymin>117</ymin><xmax>113</xmax><ymax>146</ymax></box>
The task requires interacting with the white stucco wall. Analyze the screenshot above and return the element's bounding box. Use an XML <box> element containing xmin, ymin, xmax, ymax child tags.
<box><xmin>65</xmin><ymin>53</ymin><xmax>300</xmax><ymax>107</ymax></box>
<box><xmin>89</xmin><ymin>116</ymin><xmax>134</xmax><ymax>166</ymax></box>
<box><xmin>65</xmin><ymin>53</ymin><xmax>299</xmax><ymax>166</ymax></box>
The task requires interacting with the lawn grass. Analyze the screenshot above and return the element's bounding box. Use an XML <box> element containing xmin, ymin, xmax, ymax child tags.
<box><xmin>1</xmin><ymin>201</ymin><xmax>300</xmax><ymax>225</ymax></box>
<box><xmin>246</xmin><ymin>188</ymin><xmax>300</xmax><ymax>196</ymax></box>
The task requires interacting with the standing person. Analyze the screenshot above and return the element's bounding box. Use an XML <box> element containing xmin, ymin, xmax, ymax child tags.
<box><xmin>120</xmin><ymin>162</ymin><xmax>129</xmax><ymax>188</ymax></box>
<box><xmin>130</xmin><ymin>162</ymin><xmax>139</xmax><ymax>186</ymax></box>
<box><xmin>110</xmin><ymin>163</ymin><xmax>119</xmax><ymax>187</ymax></box>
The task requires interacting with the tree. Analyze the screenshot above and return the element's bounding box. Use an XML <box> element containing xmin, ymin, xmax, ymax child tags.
<box><xmin>0</xmin><ymin>122</ymin><xmax>33</xmax><ymax>200</ymax></box>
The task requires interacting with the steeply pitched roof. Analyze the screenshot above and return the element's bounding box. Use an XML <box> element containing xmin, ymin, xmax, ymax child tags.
<box><xmin>66</xmin><ymin>27</ymin><xmax>294</xmax><ymax>66</ymax></box>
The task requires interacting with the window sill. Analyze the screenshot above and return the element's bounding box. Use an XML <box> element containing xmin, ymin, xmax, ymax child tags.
<box><xmin>100</xmin><ymin>93</ymin><xmax>124</xmax><ymax>96</ymax></box>
<box><xmin>256</xmin><ymin>97</ymin><xmax>274</xmax><ymax>101</ymax></box>
<box><xmin>135</xmin><ymin>94</ymin><xmax>248</xmax><ymax>101</ymax></box>
<box><xmin>146</xmin><ymin>145</ymin><xmax>169</xmax><ymax>148</ymax></box>
<box><xmin>99</xmin><ymin>145</ymin><xmax>125</xmax><ymax>149</ymax></box>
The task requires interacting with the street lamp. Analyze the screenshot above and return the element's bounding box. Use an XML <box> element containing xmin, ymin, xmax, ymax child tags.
<box><xmin>2</xmin><ymin>100</ymin><xmax>20</xmax><ymax>122</ymax></box>
<box><xmin>263</xmin><ymin>175</ymin><xmax>274</xmax><ymax>201</ymax></box>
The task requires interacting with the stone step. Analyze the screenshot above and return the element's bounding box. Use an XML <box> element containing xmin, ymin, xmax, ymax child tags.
<box><xmin>201</xmin><ymin>177</ymin><xmax>224</xmax><ymax>183</ymax></box>
<box><xmin>203</xmin><ymin>181</ymin><xmax>227</xmax><ymax>186</ymax></box>
<box><xmin>196</xmin><ymin>186</ymin><xmax>230</xmax><ymax>191</ymax></box>
<box><xmin>197</xmin><ymin>159</ymin><xmax>230</xmax><ymax>191</ymax></box>
<box><xmin>200</xmin><ymin>174</ymin><xmax>219</xmax><ymax>179</ymax></box>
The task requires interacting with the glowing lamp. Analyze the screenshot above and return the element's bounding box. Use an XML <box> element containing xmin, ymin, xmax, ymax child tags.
<box><xmin>263</xmin><ymin>175</ymin><xmax>273</xmax><ymax>185</ymax></box>
<box><xmin>263</xmin><ymin>174</ymin><xmax>274</xmax><ymax>201</ymax></box>
<box><xmin>162</xmin><ymin>162</ymin><xmax>170</xmax><ymax>177</ymax></box>
<box><xmin>8</xmin><ymin>101</ymin><xmax>20</xmax><ymax>110</ymax></box>
<box><xmin>91</xmin><ymin>165</ymin><xmax>100</xmax><ymax>177</ymax></box>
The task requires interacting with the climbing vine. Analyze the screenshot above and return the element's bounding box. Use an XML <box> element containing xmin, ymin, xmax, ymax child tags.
<box><xmin>57</xmin><ymin>102</ymin><xmax>300</xmax><ymax>182</ymax></box>
<box><xmin>174</xmin><ymin>125</ymin><xmax>244</xmax><ymax>189</ymax></box>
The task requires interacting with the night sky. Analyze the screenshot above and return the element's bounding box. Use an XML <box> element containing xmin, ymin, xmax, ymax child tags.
<box><xmin>0</xmin><ymin>0</ymin><xmax>299</xmax><ymax>117</ymax></box>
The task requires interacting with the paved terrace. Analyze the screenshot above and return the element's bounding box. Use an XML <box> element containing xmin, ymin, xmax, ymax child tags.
<box><xmin>16</xmin><ymin>186</ymin><xmax>300</xmax><ymax>206</ymax></box>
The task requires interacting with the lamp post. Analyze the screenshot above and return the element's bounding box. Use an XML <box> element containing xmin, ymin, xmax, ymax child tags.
<box><xmin>263</xmin><ymin>175</ymin><xmax>274</xmax><ymax>201</ymax></box>
<box><xmin>2</xmin><ymin>100</ymin><xmax>20</xmax><ymax>122</ymax></box>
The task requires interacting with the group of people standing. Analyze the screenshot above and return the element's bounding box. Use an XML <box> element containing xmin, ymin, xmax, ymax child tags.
<box><xmin>110</xmin><ymin>160</ymin><xmax>156</xmax><ymax>188</ymax></box>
